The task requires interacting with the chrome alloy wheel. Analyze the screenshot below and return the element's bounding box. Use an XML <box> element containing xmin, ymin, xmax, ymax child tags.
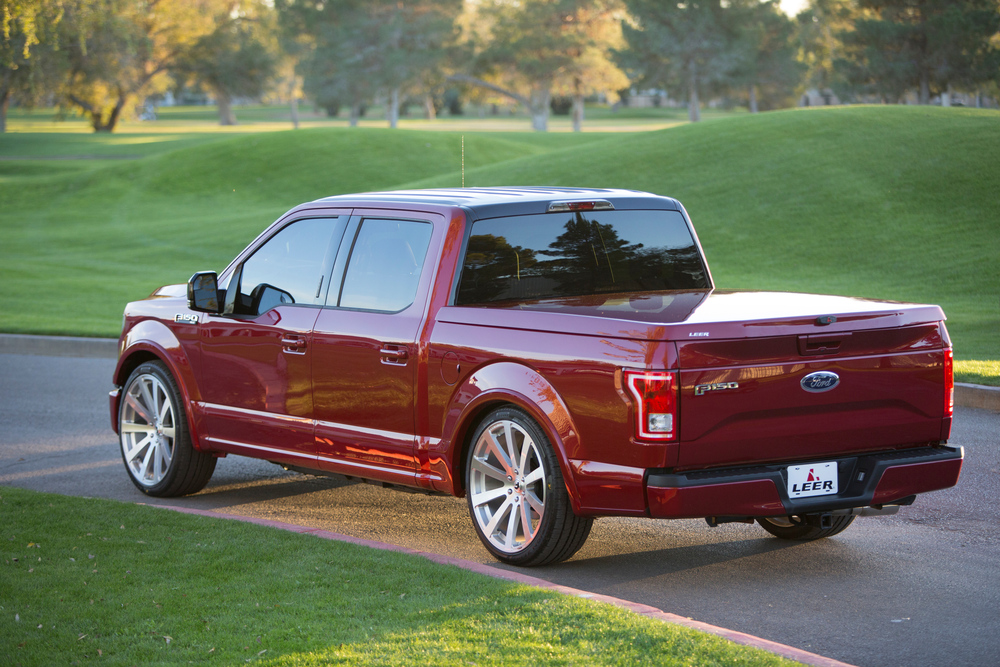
<box><xmin>120</xmin><ymin>372</ymin><xmax>177</xmax><ymax>488</ymax></box>
<box><xmin>469</xmin><ymin>418</ymin><xmax>547</xmax><ymax>555</ymax></box>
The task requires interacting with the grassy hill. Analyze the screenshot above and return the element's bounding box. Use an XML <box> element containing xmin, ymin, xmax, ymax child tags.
<box><xmin>1</xmin><ymin>106</ymin><xmax>996</xmax><ymax>382</ymax></box>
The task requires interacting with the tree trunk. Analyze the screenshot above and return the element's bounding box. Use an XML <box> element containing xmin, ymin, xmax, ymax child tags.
<box><xmin>688</xmin><ymin>62</ymin><xmax>701</xmax><ymax>123</ymax></box>
<box><xmin>94</xmin><ymin>95</ymin><xmax>125</xmax><ymax>132</ymax></box>
<box><xmin>919</xmin><ymin>71</ymin><xmax>930</xmax><ymax>105</ymax></box>
<box><xmin>216</xmin><ymin>92</ymin><xmax>237</xmax><ymax>125</ymax></box>
<box><xmin>424</xmin><ymin>93</ymin><xmax>436</xmax><ymax>120</ymax></box>
<box><xmin>941</xmin><ymin>83</ymin><xmax>951</xmax><ymax>107</ymax></box>
<box><xmin>349</xmin><ymin>103</ymin><xmax>361</xmax><ymax>127</ymax></box>
<box><xmin>571</xmin><ymin>94</ymin><xmax>584</xmax><ymax>133</ymax></box>
<box><xmin>287</xmin><ymin>75</ymin><xmax>299</xmax><ymax>129</ymax></box>
<box><xmin>0</xmin><ymin>71</ymin><xmax>9</xmax><ymax>133</ymax></box>
<box><xmin>748</xmin><ymin>84</ymin><xmax>758</xmax><ymax>113</ymax></box>
<box><xmin>388</xmin><ymin>87</ymin><xmax>400</xmax><ymax>129</ymax></box>
<box><xmin>0</xmin><ymin>88</ymin><xmax>8</xmax><ymax>134</ymax></box>
<box><xmin>571</xmin><ymin>76</ymin><xmax>584</xmax><ymax>133</ymax></box>
<box><xmin>529</xmin><ymin>85</ymin><xmax>550</xmax><ymax>132</ymax></box>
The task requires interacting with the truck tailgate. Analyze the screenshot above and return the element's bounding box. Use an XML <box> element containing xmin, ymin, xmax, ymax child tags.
<box><xmin>677</xmin><ymin>323</ymin><xmax>949</xmax><ymax>469</ymax></box>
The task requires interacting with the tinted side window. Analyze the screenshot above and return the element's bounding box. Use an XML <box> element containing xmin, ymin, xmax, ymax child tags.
<box><xmin>233</xmin><ymin>217</ymin><xmax>342</xmax><ymax>316</ymax></box>
<box><xmin>456</xmin><ymin>210</ymin><xmax>709</xmax><ymax>305</ymax></box>
<box><xmin>338</xmin><ymin>218</ymin><xmax>433</xmax><ymax>312</ymax></box>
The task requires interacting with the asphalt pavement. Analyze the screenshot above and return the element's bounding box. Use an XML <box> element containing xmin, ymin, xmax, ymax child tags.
<box><xmin>1</xmin><ymin>340</ymin><xmax>998</xmax><ymax>667</ymax></box>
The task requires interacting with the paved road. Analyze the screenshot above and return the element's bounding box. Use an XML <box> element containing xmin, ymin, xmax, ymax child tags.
<box><xmin>2</xmin><ymin>352</ymin><xmax>998</xmax><ymax>667</ymax></box>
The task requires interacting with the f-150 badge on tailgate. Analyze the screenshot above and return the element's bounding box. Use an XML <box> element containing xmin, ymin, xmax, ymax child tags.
<box><xmin>694</xmin><ymin>382</ymin><xmax>739</xmax><ymax>396</ymax></box>
<box><xmin>801</xmin><ymin>371</ymin><xmax>840</xmax><ymax>393</ymax></box>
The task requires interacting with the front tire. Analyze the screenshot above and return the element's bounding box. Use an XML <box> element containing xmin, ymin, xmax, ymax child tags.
<box><xmin>119</xmin><ymin>361</ymin><xmax>216</xmax><ymax>497</ymax></box>
<box><xmin>466</xmin><ymin>406</ymin><xmax>592</xmax><ymax>566</ymax></box>
<box><xmin>756</xmin><ymin>514</ymin><xmax>855</xmax><ymax>540</ymax></box>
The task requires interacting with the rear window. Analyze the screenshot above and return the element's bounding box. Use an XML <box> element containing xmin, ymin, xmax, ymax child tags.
<box><xmin>456</xmin><ymin>210</ymin><xmax>709</xmax><ymax>305</ymax></box>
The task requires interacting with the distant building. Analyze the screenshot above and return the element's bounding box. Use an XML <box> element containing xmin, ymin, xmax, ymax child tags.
<box><xmin>800</xmin><ymin>89</ymin><xmax>841</xmax><ymax>107</ymax></box>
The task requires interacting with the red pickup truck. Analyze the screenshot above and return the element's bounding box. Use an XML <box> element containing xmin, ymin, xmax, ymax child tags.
<box><xmin>111</xmin><ymin>187</ymin><xmax>962</xmax><ymax>566</ymax></box>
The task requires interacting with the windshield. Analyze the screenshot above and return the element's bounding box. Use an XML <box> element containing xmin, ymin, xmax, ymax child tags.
<box><xmin>456</xmin><ymin>209</ymin><xmax>709</xmax><ymax>305</ymax></box>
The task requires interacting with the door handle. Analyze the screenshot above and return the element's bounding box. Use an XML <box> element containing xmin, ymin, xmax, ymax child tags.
<box><xmin>379</xmin><ymin>345</ymin><xmax>409</xmax><ymax>365</ymax></box>
<box><xmin>797</xmin><ymin>333</ymin><xmax>850</xmax><ymax>356</ymax></box>
<box><xmin>281</xmin><ymin>336</ymin><xmax>307</xmax><ymax>353</ymax></box>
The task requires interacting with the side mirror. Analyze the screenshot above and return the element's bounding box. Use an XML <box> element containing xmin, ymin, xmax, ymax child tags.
<box><xmin>188</xmin><ymin>271</ymin><xmax>221</xmax><ymax>313</ymax></box>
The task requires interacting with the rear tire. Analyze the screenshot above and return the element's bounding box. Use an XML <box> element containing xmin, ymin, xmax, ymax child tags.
<box><xmin>756</xmin><ymin>514</ymin><xmax>855</xmax><ymax>540</ymax></box>
<box><xmin>466</xmin><ymin>406</ymin><xmax>592</xmax><ymax>566</ymax></box>
<box><xmin>119</xmin><ymin>361</ymin><xmax>216</xmax><ymax>497</ymax></box>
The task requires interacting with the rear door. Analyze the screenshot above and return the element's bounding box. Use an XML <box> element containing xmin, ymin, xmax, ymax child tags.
<box><xmin>311</xmin><ymin>211</ymin><xmax>439</xmax><ymax>485</ymax></box>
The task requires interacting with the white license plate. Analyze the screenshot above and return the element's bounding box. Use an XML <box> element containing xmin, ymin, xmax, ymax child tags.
<box><xmin>787</xmin><ymin>461</ymin><xmax>838</xmax><ymax>499</ymax></box>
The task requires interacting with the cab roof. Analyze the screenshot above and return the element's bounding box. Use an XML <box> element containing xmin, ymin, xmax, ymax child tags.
<box><xmin>310</xmin><ymin>187</ymin><xmax>682</xmax><ymax>220</ymax></box>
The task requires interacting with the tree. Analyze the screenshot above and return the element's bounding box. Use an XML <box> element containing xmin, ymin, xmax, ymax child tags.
<box><xmin>795</xmin><ymin>0</ymin><xmax>860</xmax><ymax>103</ymax></box>
<box><xmin>279</xmin><ymin>0</ymin><xmax>461</xmax><ymax>128</ymax></box>
<box><xmin>177</xmin><ymin>1</ymin><xmax>279</xmax><ymax>125</ymax></box>
<box><xmin>549</xmin><ymin>1</ymin><xmax>629</xmax><ymax>131</ymax></box>
<box><xmin>837</xmin><ymin>0</ymin><xmax>1000</xmax><ymax>104</ymax></box>
<box><xmin>56</xmin><ymin>0</ymin><xmax>221</xmax><ymax>132</ymax></box>
<box><xmin>461</xmin><ymin>0</ymin><xmax>628</xmax><ymax>131</ymax></box>
<box><xmin>620</xmin><ymin>0</ymin><xmax>735</xmax><ymax>122</ymax></box>
<box><xmin>728</xmin><ymin>0</ymin><xmax>804</xmax><ymax>112</ymax></box>
<box><xmin>1</xmin><ymin>0</ymin><xmax>65</xmax><ymax>132</ymax></box>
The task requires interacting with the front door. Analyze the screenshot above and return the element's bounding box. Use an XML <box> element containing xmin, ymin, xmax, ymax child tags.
<box><xmin>195</xmin><ymin>216</ymin><xmax>347</xmax><ymax>467</ymax></box>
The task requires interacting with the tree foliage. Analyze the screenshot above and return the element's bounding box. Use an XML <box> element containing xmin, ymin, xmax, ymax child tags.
<box><xmin>465</xmin><ymin>0</ymin><xmax>628</xmax><ymax>131</ymax></box>
<box><xmin>177</xmin><ymin>1</ymin><xmax>278</xmax><ymax>125</ymax></box>
<box><xmin>56</xmin><ymin>0</ymin><xmax>224</xmax><ymax>132</ymax></box>
<box><xmin>620</xmin><ymin>0</ymin><xmax>736</xmax><ymax>121</ymax></box>
<box><xmin>4</xmin><ymin>0</ymin><xmax>1000</xmax><ymax>134</ymax></box>
<box><xmin>836</xmin><ymin>0</ymin><xmax>1000</xmax><ymax>103</ymax></box>
<box><xmin>728</xmin><ymin>0</ymin><xmax>804</xmax><ymax>112</ymax></box>
<box><xmin>795</xmin><ymin>0</ymin><xmax>860</xmax><ymax>99</ymax></box>
<box><xmin>278</xmin><ymin>0</ymin><xmax>461</xmax><ymax>128</ymax></box>
<box><xmin>1</xmin><ymin>0</ymin><xmax>65</xmax><ymax>132</ymax></box>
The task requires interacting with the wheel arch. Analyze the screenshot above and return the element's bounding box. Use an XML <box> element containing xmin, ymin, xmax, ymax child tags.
<box><xmin>113</xmin><ymin>320</ymin><xmax>205</xmax><ymax>450</ymax></box>
<box><xmin>444</xmin><ymin>361</ymin><xmax>583</xmax><ymax>513</ymax></box>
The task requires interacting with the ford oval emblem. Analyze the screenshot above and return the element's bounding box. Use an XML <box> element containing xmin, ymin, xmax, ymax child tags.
<box><xmin>801</xmin><ymin>371</ymin><xmax>840</xmax><ymax>393</ymax></box>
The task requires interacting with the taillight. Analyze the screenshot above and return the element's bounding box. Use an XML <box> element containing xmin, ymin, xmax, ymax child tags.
<box><xmin>944</xmin><ymin>348</ymin><xmax>954</xmax><ymax>419</ymax></box>
<box><xmin>624</xmin><ymin>370</ymin><xmax>678</xmax><ymax>440</ymax></box>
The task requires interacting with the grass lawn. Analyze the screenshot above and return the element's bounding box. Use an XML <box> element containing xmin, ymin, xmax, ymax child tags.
<box><xmin>0</xmin><ymin>486</ymin><xmax>796</xmax><ymax>666</ymax></box>
<box><xmin>0</xmin><ymin>104</ymin><xmax>996</xmax><ymax>384</ymax></box>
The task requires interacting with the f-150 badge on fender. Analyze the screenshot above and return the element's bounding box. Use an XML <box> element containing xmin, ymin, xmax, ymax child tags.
<box><xmin>801</xmin><ymin>371</ymin><xmax>840</xmax><ymax>393</ymax></box>
<box><xmin>174</xmin><ymin>313</ymin><xmax>199</xmax><ymax>324</ymax></box>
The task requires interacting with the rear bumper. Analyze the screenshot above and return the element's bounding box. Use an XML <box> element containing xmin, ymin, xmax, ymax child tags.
<box><xmin>646</xmin><ymin>445</ymin><xmax>963</xmax><ymax>519</ymax></box>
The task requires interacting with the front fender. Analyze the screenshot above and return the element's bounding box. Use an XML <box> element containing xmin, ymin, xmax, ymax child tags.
<box><xmin>111</xmin><ymin>320</ymin><xmax>205</xmax><ymax>450</ymax></box>
<box><xmin>437</xmin><ymin>361</ymin><xmax>584</xmax><ymax>514</ymax></box>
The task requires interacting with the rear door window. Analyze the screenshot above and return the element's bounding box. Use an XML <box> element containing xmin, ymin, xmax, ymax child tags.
<box><xmin>337</xmin><ymin>218</ymin><xmax>433</xmax><ymax>312</ymax></box>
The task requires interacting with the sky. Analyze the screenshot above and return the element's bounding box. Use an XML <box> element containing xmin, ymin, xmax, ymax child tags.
<box><xmin>779</xmin><ymin>0</ymin><xmax>808</xmax><ymax>16</ymax></box>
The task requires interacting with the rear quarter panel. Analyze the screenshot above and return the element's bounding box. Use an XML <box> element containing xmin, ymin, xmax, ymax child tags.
<box><xmin>425</xmin><ymin>310</ymin><xmax>678</xmax><ymax>515</ymax></box>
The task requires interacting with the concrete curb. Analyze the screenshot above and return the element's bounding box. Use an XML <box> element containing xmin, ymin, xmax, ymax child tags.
<box><xmin>3</xmin><ymin>333</ymin><xmax>998</xmax><ymax>412</ymax></box>
<box><xmin>955</xmin><ymin>383</ymin><xmax>1000</xmax><ymax>412</ymax></box>
<box><xmin>0</xmin><ymin>333</ymin><xmax>117</xmax><ymax>358</ymax></box>
<box><xmin>154</xmin><ymin>504</ymin><xmax>858</xmax><ymax>667</ymax></box>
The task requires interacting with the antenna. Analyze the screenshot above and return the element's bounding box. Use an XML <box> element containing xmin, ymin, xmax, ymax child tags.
<box><xmin>461</xmin><ymin>135</ymin><xmax>465</xmax><ymax>188</ymax></box>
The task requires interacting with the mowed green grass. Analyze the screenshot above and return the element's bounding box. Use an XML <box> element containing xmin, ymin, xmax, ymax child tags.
<box><xmin>0</xmin><ymin>486</ymin><xmax>795</xmax><ymax>666</ymax></box>
<box><xmin>0</xmin><ymin>105</ymin><xmax>996</xmax><ymax>383</ymax></box>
